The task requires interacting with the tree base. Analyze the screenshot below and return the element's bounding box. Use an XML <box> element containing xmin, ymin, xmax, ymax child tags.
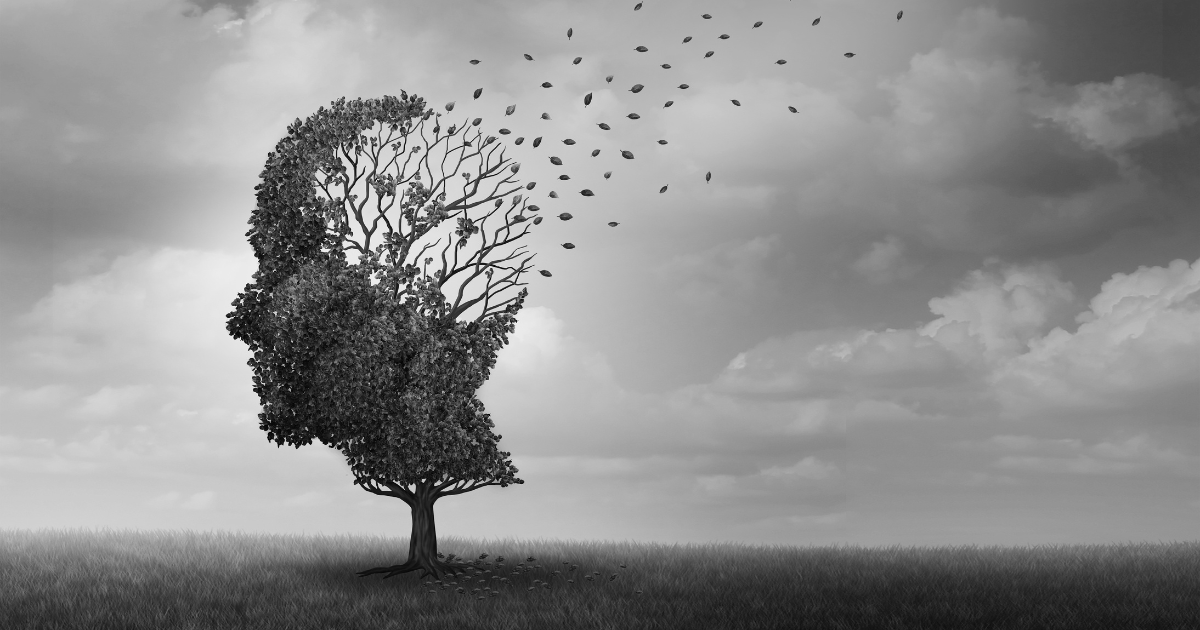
<box><xmin>357</xmin><ymin>557</ymin><xmax>477</xmax><ymax>581</ymax></box>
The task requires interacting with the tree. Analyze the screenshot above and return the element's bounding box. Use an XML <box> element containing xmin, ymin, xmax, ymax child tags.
<box><xmin>226</xmin><ymin>94</ymin><xmax>542</xmax><ymax>581</ymax></box>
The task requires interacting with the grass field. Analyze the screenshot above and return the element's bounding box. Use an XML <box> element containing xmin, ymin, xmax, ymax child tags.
<box><xmin>1</xmin><ymin>528</ymin><xmax>1196</xmax><ymax>629</ymax></box>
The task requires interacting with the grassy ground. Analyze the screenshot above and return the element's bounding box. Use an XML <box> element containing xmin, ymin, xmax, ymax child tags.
<box><xmin>1</xmin><ymin>528</ymin><xmax>1197</xmax><ymax>629</ymax></box>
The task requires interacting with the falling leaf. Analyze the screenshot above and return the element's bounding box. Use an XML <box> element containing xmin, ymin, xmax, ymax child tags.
<box><xmin>541</xmin><ymin>82</ymin><xmax>553</xmax><ymax>88</ymax></box>
<box><xmin>473</xmin><ymin>88</ymin><xmax>483</xmax><ymax>99</ymax></box>
<box><xmin>472</xmin><ymin>117</ymin><xmax>482</xmax><ymax>125</ymax></box>
<box><xmin>608</xmin><ymin>221</ymin><xmax>619</xmax><ymax>227</ymax></box>
<box><xmin>567</xmin><ymin>27</ymin><xmax>573</xmax><ymax>39</ymax></box>
<box><xmin>776</xmin><ymin>59</ymin><xmax>787</xmax><ymax>65</ymax></box>
<box><xmin>663</xmin><ymin>101</ymin><xmax>673</xmax><ymax>107</ymax></box>
<box><xmin>897</xmin><ymin>10</ymin><xmax>903</xmax><ymax>20</ymax></box>
<box><xmin>788</xmin><ymin>106</ymin><xmax>798</xmax><ymax>113</ymax></box>
<box><xmin>621</xmin><ymin>150</ymin><xmax>634</xmax><ymax>159</ymax></box>
<box><xmin>678</xmin><ymin>84</ymin><xmax>689</xmax><ymax>89</ymax></box>
<box><xmin>510</xmin><ymin>163</ymin><xmax>520</xmax><ymax>173</ymax></box>
<box><xmin>527</xmin><ymin>203</ymin><xmax>538</xmax><ymax>209</ymax></box>
<box><xmin>549</xmin><ymin>191</ymin><xmax>559</xmax><ymax>198</ymax></box>
<box><xmin>563</xmin><ymin>139</ymin><xmax>576</xmax><ymax>145</ymax></box>
<box><xmin>718</xmin><ymin>34</ymin><xmax>730</xmax><ymax>39</ymax></box>
<box><xmin>604</xmin><ymin>171</ymin><xmax>612</xmax><ymax>179</ymax></box>
<box><xmin>812</xmin><ymin>17</ymin><xmax>820</xmax><ymax>26</ymax></box>
<box><xmin>539</xmin><ymin>269</ymin><xmax>552</xmax><ymax>277</ymax></box>
<box><xmin>627</xmin><ymin>113</ymin><xmax>640</xmax><ymax>119</ymax></box>
<box><xmin>573</xmin><ymin>57</ymin><xmax>582</xmax><ymax>65</ymax></box>
<box><xmin>659</xmin><ymin>185</ymin><xmax>668</xmax><ymax>193</ymax></box>
<box><xmin>541</xmin><ymin>112</ymin><xmax>551</xmax><ymax>120</ymax></box>
<box><xmin>533</xmin><ymin>216</ymin><xmax>543</xmax><ymax>225</ymax></box>
<box><xmin>446</xmin><ymin>101</ymin><xmax>456</xmax><ymax>111</ymax></box>
<box><xmin>606</xmin><ymin>75</ymin><xmax>613</xmax><ymax>83</ymax></box>
<box><xmin>584</xmin><ymin>93</ymin><xmax>593</xmax><ymax>106</ymax></box>
<box><xmin>559</xmin><ymin>175</ymin><xmax>570</xmax><ymax>180</ymax></box>
<box><xmin>515</xmin><ymin>137</ymin><xmax>525</xmax><ymax>144</ymax></box>
<box><xmin>657</xmin><ymin>139</ymin><xmax>667</xmax><ymax>145</ymax></box>
<box><xmin>505</xmin><ymin>104</ymin><xmax>516</xmax><ymax>115</ymax></box>
<box><xmin>558</xmin><ymin>212</ymin><xmax>572</xmax><ymax>220</ymax></box>
<box><xmin>682</xmin><ymin>36</ymin><xmax>692</xmax><ymax>43</ymax></box>
<box><xmin>634</xmin><ymin>1</ymin><xmax>642</xmax><ymax>9</ymax></box>
<box><xmin>702</xmin><ymin>14</ymin><xmax>711</xmax><ymax>19</ymax></box>
<box><xmin>635</xmin><ymin>46</ymin><xmax>649</xmax><ymax>52</ymax></box>
<box><xmin>524</xmin><ymin>53</ymin><xmax>534</xmax><ymax>61</ymax></box>
<box><xmin>533</xmin><ymin>137</ymin><xmax>542</xmax><ymax>147</ymax></box>
<box><xmin>844</xmin><ymin>52</ymin><xmax>855</xmax><ymax>58</ymax></box>
<box><xmin>591</xmin><ymin>149</ymin><xmax>600</xmax><ymax>157</ymax></box>
<box><xmin>597</xmin><ymin>123</ymin><xmax>611</xmax><ymax>130</ymax></box>
<box><xmin>731</xmin><ymin>100</ymin><xmax>740</xmax><ymax>106</ymax></box>
<box><xmin>550</xmin><ymin>157</ymin><xmax>563</xmax><ymax>166</ymax></box>
<box><xmin>705</xmin><ymin>51</ymin><xmax>714</xmax><ymax>58</ymax></box>
<box><xmin>706</xmin><ymin>171</ymin><xmax>711</xmax><ymax>182</ymax></box>
<box><xmin>580</xmin><ymin>189</ymin><xmax>594</xmax><ymax>196</ymax></box>
<box><xmin>562</xmin><ymin>243</ymin><xmax>575</xmax><ymax>249</ymax></box>
<box><xmin>630</xmin><ymin>84</ymin><xmax>644</xmax><ymax>93</ymax></box>
<box><xmin>469</xmin><ymin>60</ymin><xmax>481</xmax><ymax>65</ymax></box>
<box><xmin>753</xmin><ymin>21</ymin><xmax>763</xmax><ymax>28</ymax></box>
<box><xmin>499</xmin><ymin>128</ymin><xmax>511</xmax><ymax>135</ymax></box>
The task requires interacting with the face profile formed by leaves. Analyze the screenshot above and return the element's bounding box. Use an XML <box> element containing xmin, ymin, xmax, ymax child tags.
<box><xmin>227</xmin><ymin>95</ymin><xmax>539</xmax><ymax>581</ymax></box>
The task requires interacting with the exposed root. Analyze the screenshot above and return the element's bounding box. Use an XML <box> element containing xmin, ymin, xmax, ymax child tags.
<box><xmin>357</xmin><ymin>558</ymin><xmax>478</xmax><ymax>581</ymax></box>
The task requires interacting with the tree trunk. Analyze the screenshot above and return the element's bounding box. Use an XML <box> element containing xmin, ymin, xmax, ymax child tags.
<box><xmin>356</xmin><ymin>479</ymin><xmax>476</xmax><ymax>581</ymax></box>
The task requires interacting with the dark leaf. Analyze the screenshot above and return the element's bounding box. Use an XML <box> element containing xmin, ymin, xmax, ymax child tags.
<box><xmin>663</xmin><ymin>101</ymin><xmax>673</xmax><ymax>107</ymax></box>
<box><xmin>659</xmin><ymin>185</ymin><xmax>668</xmax><ymax>193</ymax></box>
<box><xmin>598</xmin><ymin>123</ymin><xmax>611</xmax><ymax>130</ymax></box>
<box><xmin>682</xmin><ymin>36</ymin><xmax>692</xmax><ymax>43</ymax></box>
<box><xmin>534</xmin><ymin>216</ymin><xmax>544</xmax><ymax>225</ymax></box>
<box><xmin>621</xmin><ymin>150</ymin><xmax>634</xmax><ymax>159</ymax></box>
<box><xmin>580</xmin><ymin>189</ymin><xmax>594</xmax><ymax>196</ymax></box>
<box><xmin>515</xmin><ymin>137</ymin><xmax>525</xmax><ymax>145</ymax></box>
<box><xmin>706</xmin><ymin>171</ymin><xmax>711</xmax><ymax>182</ymax></box>
<box><xmin>776</xmin><ymin>59</ymin><xmax>787</xmax><ymax>65</ymax></box>
<box><xmin>787</xmin><ymin>106</ymin><xmax>797</xmax><ymax>113</ymax></box>
<box><xmin>731</xmin><ymin>100</ymin><xmax>740</xmax><ymax>106</ymax></box>
<box><xmin>563</xmin><ymin>139</ymin><xmax>576</xmax><ymax>145</ymax></box>
<box><xmin>630</xmin><ymin>84</ymin><xmax>644</xmax><ymax>93</ymax></box>
<box><xmin>584</xmin><ymin>93</ymin><xmax>593</xmax><ymax>106</ymax></box>
<box><xmin>558</xmin><ymin>212</ymin><xmax>572</xmax><ymax>220</ymax></box>
<box><xmin>627</xmin><ymin>113</ymin><xmax>640</xmax><ymax>119</ymax></box>
<box><xmin>562</xmin><ymin>243</ymin><xmax>575</xmax><ymax>249</ymax></box>
<box><xmin>812</xmin><ymin>17</ymin><xmax>820</xmax><ymax>26</ymax></box>
<box><xmin>604</xmin><ymin>171</ymin><xmax>613</xmax><ymax>179</ymax></box>
<box><xmin>550</xmin><ymin>156</ymin><xmax>563</xmax><ymax>166</ymax></box>
<box><xmin>528</xmin><ymin>203</ymin><xmax>539</xmax><ymax>210</ymax></box>
<box><xmin>897</xmin><ymin>10</ymin><xmax>903</xmax><ymax>20</ymax></box>
<box><xmin>473</xmin><ymin>88</ymin><xmax>483</xmax><ymax>99</ymax></box>
<box><xmin>634</xmin><ymin>2</ymin><xmax>642</xmax><ymax>9</ymax></box>
<box><xmin>559</xmin><ymin>175</ymin><xmax>570</xmax><ymax>180</ymax></box>
<box><xmin>573</xmin><ymin>57</ymin><xmax>582</xmax><ymax>65</ymax></box>
<box><xmin>505</xmin><ymin>104</ymin><xmax>516</xmax><ymax>115</ymax></box>
<box><xmin>608</xmin><ymin>221</ymin><xmax>619</xmax><ymax>227</ymax></box>
<box><xmin>635</xmin><ymin>46</ymin><xmax>649</xmax><ymax>52</ymax></box>
<box><xmin>719</xmin><ymin>34</ymin><xmax>730</xmax><ymax>39</ymax></box>
<box><xmin>533</xmin><ymin>136</ymin><xmax>542</xmax><ymax>147</ymax></box>
<box><xmin>702</xmin><ymin>14</ymin><xmax>711</xmax><ymax>19</ymax></box>
<box><xmin>524</xmin><ymin>53</ymin><xmax>534</xmax><ymax>61</ymax></box>
<box><xmin>753</xmin><ymin>21</ymin><xmax>763</xmax><ymax>28</ymax></box>
<box><xmin>541</xmin><ymin>112</ymin><xmax>551</xmax><ymax>120</ymax></box>
<box><xmin>606</xmin><ymin>75</ymin><xmax>614</xmax><ymax>83</ymax></box>
<box><xmin>705</xmin><ymin>51</ymin><xmax>714</xmax><ymax>58</ymax></box>
<box><xmin>499</xmin><ymin>128</ymin><xmax>511</xmax><ymax>135</ymax></box>
<box><xmin>469</xmin><ymin>59</ymin><xmax>481</xmax><ymax>65</ymax></box>
<box><xmin>567</xmin><ymin>27</ymin><xmax>573</xmax><ymax>39</ymax></box>
<box><xmin>549</xmin><ymin>191</ymin><xmax>559</xmax><ymax>198</ymax></box>
<box><xmin>446</xmin><ymin>101</ymin><xmax>456</xmax><ymax>111</ymax></box>
<box><xmin>526</xmin><ymin>183</ymin><xmax>536</xmax><ymax>191</ymax></box>
<box><xmin>472</xmin><ymin>117</ymin><xmax>482</xmax><ymax>125</ymax></box>
<box><xmin>542</xmin><ymin>82</ymin><xmax>553</xmax><ymax>88</ymax></box>
<box><xmin>591</xmin><ymin>149</ymin><xmax>600</xmax><ymax>157</ymax></box>
<box><xmin>661</xmin><ymin>64</ymin><xmax>672</xmax><ymax>69</ymax></box>
<box><xmin>844</xmin><ymin>52</ymin><xmax>855</xmax><ymax>58</ymax></box>
<box><xmin>679</xmin><ymin>84</ymin><xmax>689</xmax><ymax>89</ymax></box>
<box><xmin>657</xmin><ymin>139</ymin><xmax>667</xmax><ymax>145</ymax></box>
<box><xmin>540</xmin><ymin>269</ymin><xmax>552</xmax><ymax>277</ymax></box>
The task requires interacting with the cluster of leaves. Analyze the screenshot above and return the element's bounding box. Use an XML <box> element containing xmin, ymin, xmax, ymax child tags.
<box><xmin>227</xmin><ymin>95</ymin><xmax>524</xmax><ymax>491</ymax></box>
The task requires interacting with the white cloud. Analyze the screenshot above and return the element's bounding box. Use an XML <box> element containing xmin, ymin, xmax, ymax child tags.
<box><xmin>852</xmin><ymin>236</ymin><xmax>923</xmax><ymax>284</ymax></box>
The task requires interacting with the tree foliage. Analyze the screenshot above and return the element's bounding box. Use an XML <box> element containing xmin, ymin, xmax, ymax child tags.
<box><xmin>227</xmin><ymin>94</ymin><xmax>541</xmax><ymax>497</ymax></box>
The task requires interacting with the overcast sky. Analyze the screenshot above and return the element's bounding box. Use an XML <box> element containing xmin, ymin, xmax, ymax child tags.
<box><xmin>1</xmin><ymin>0</ymin><xmax>1197</xmax><ymax>551</ymax></box>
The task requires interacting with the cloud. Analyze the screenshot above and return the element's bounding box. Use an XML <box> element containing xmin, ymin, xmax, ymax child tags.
<box><xmin>852</xmin><ymin>235</ymin><xmax>924</xmax><ymax>285</ymax></box>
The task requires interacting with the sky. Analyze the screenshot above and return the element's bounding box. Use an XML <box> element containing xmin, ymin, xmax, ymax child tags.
<box><xmin>1</xmin><ymin>0</ymin><xmax>1198</xmax><ymax>552</ymax></box>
